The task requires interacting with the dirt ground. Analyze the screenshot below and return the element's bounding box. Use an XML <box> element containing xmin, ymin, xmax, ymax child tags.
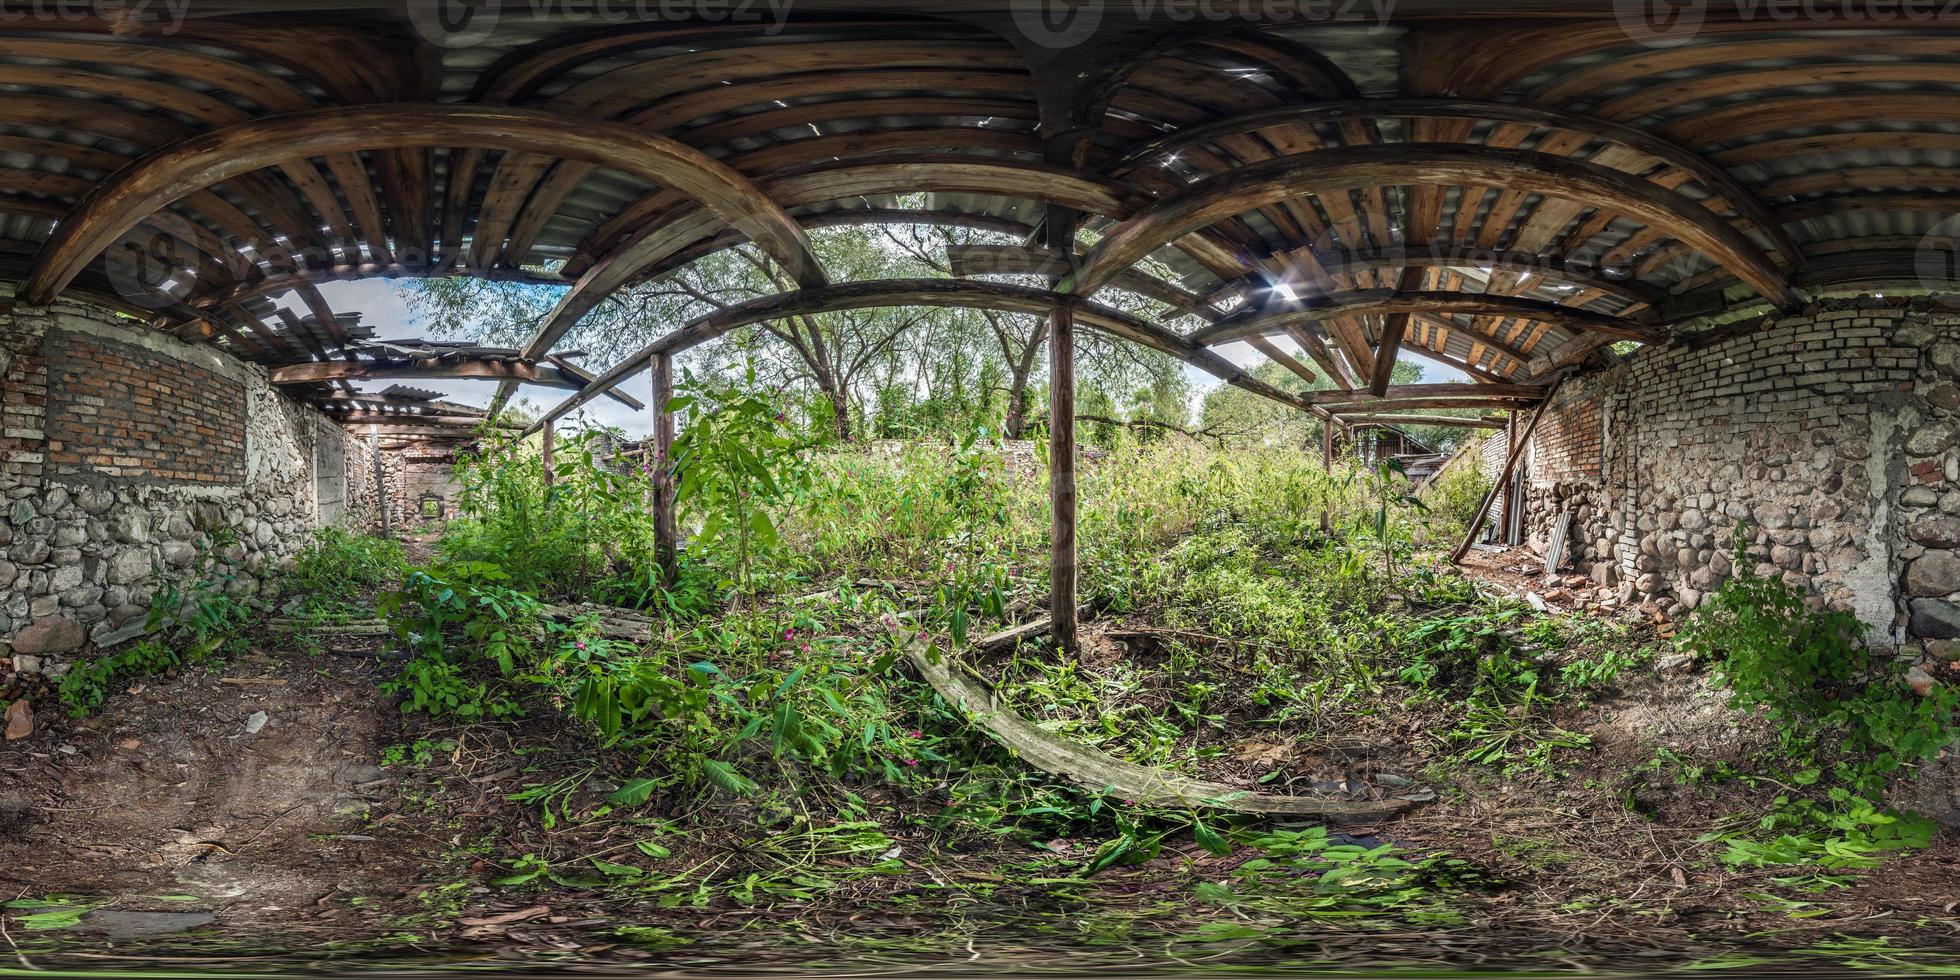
<box><xmin>6</xmin><ymin>569</ymin><xmax>1960</xmax><ymax>966</ymax></box>
<box><xmin>0</xmin><ymin>646</ymin><xmax>438</xmax><ymax>948</ymax></box>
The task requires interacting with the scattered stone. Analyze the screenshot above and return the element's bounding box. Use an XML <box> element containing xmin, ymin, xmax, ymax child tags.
<box><xmin>4</xmin><ymin>699</ymin><xmax>31</xmax><ymax>740</ymax></box>
<box><xmin>1907</xmin><ymin>665</ymin><xmax>1940</xmax><ymax>697</ymax></box>
<box><xmin>242</xmin><ymin>710</ymin><xmax>268</xmax><ymax>735</ymax></box>
<box><xmin>10</xmin><ymin>654</ymin><xmax>41</xmax><ymax>674</ymax></box>
<box><xmin>1657</xmin><ymin>652</ymin><xmax>1696</xmax><ymax>676</ymax></box>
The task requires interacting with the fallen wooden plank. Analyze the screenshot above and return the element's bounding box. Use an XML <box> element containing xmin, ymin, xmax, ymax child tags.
<box><xmin>973</xmin><ymin>618</ymin><xmax>1050</xmax><ymax>653</ymax></box>
<box><xmin>899</xmin><ymin>633</ymin><xmax>1412</xmax><ymax>822</ymax></box>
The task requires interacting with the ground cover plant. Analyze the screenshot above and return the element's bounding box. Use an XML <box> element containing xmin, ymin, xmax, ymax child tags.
<box><xmin>284</xmin><ymin>393</ymin><xmax>1955</xmax><ymax>948</ymax></box>
<box><xmin>19</xmin><ymin>388</ymin><xmax>1957</xmax><ymax>967</ymax></box>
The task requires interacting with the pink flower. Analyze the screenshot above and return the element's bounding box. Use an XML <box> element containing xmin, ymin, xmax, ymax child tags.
<box><xmin>902</xmin><ymin>759</ymin><xmax>919</xmax><ymax>767</ymax></box>
<box><xmin>799</xmin><ymin>643</ymin><xmax>810</xmax><ymax>653</ymax></box>
<box><xmin>915</xmin><ymin>630</ymin><xmax>928</xmax><ymax>641</ymax></box>
<box><xmin>784</xmin><ymin>627</ymin><xmax>796</xmax><ymax>639</ymax></box>
<box><xmin>574</xmin><ymin>641</ymin><xmax>586</xmax><ymax>651</ymax></box>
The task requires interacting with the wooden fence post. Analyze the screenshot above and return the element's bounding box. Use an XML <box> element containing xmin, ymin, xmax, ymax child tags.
<box><xmin>651</xmin><ymin>352</ymin><xmax>678</xmax><ymax>585</ymax></box>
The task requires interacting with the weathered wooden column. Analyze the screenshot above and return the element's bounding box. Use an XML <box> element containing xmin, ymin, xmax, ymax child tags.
<box><xmin>1049</xmin><ymin>294</ymin><xmax>1078</xmax><ymax>652</ymax></box>
<box><xmin>650</xmin><ymin>353</ymin><xmax>678</xmax><ymax>585</ymax></box>
<box><xmin>1044</xmin><ymin>206</ymin><xmax>1081</xmax><ymax>653</ymax></box>
<box><xmin>540</xmin><ymin>418</ymin><xmax>555</xmax><ymax>488</ymax></box>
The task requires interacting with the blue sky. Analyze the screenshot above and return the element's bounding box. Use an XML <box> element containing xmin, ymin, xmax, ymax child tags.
<box><xmin>312</xmin><ymin>278</ymin><xmax>1466</xmax><ymax>438</ymax></box>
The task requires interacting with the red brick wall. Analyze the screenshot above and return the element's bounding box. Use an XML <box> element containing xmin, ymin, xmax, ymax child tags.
<box><xmin>44</xmin><ymin>330</ymin><xmax>246</xmax><ymax>484</ymax></box>
<box><xmin>1531</xmin><ymin>391</ymin><xmax>1603</xmax><ymax>482</ymax></box>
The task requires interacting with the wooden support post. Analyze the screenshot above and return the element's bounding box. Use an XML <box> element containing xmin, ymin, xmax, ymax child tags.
<box><xmin>540</xmin><ymin>417</ymin><xmax>555</xmax><ymax>488</ymax></box>
<box><xmin>1049</xmin><ymin>295</ymin><xmax>1078</xmax><ymax>653</ymax></box>
<box><xmin>1449</xmin><ymin>377</ymin><xmax>1566</xmax><ymax>564</ymax></box>
<box><xmin>370</xmin><ymin>432</ymin><xmax>389</xmax><ymax>538</ymax></box>
<box><xmin>1321</xmin><ymin>415</ymin><xmax>1334</xmax><ymax>471</ymax></box>
<box><xmin>650</xmin><ymin>352</ymin><xmax>678</xmax><ymax>586</ymax></box>
<box><xmin>1041</xmin><ymin>204</ymin><xmax>1080</xmax><ymax>654</ymax></box>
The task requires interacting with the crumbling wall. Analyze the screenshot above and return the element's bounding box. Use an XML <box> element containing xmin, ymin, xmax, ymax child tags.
<box><xmin>379</xmin><ymin>445</ymin><xmax>460</xmax><ymax>532</ymax></box>
<box><xmin>1</xmin><ymin>291</ymin><xmax>374</xmax><ymax>667</ymax></box>
<box><xmin>1521</xmin><ymin>297</ymin><xmax>1957</xmax><ymax>651</ymax></box>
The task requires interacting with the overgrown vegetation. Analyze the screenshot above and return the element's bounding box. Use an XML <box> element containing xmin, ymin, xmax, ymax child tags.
<box><xmin>44</xmin><ymin>384</ymin><xmax>1954</xmax><ymax>944</ymax></box>
<box><xmin>1680</xmin><ymin>547</ymin><xmax>1956</xmax><ymax>874</ymax></box>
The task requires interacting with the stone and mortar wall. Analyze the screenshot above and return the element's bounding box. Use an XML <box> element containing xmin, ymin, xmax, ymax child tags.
<box><xmin>376</xmin><ymin>446</ymin><xmax>460</xmax><ymax>532</ymax></box>
<box><xmin>1518</xmin><ymin>297</ymin><xmax>1958</xmax><ymax>654</ymax></box>
<box><xmin>2</xmin><ymin>290</ymin><xmax>376</xmax><ymax>668</ymax></box>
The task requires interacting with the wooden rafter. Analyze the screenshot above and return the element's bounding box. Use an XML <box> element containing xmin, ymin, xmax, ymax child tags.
<box><xmin>1193</xmin><ymin>290</ymin><xmax>1660</xmax><ymax>348</ymax></box>
<box><xmin>1067</xmin><ymin>144</ymin><xmax>1797</xmax><ymax>309</ymax></box>
<box><xmin>23</xmin><ymin>103</ymin><xmax>828</xmax><ymax>306</ymax></box>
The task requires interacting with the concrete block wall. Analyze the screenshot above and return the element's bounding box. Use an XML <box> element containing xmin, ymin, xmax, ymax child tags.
<box><xmin>1520</xmin><ymin>297</ymin><xmax>1959</xmax><ymax>651</ymax></box>
<box><xmin>1</xmin><ymin>290</ymin><xmax>375</xmax><ymax>666</ymax></box>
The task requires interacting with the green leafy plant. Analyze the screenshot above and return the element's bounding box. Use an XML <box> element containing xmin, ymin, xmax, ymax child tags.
<box><xmin>286</xmin><ymin>527</ymin><xmax>406</xmax><ymax>600</ymax></box>
<box><xmin>378</xmin><ymin>561</ymin><xmax>539</xmax><ymax>721</ymax></box>
<box><xmin>57</xmin><ymin>638</ymin><xmax>181</xmax><ymax>717</ymax></box>
<box><xmin>1681</xmin><ymin>539</ymin><xmax>1956</xmax><ymax>872</ymax></box>
<box><xmin>670</xmin><ymin>367</ymin><xmax>812</xmax><ymax>604</ymax></box>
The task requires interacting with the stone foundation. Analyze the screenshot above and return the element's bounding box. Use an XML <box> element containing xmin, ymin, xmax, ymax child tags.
<box><xmin>1518</xmin><ymin>297</ymin><xmax>1959</xmax><ymax>650</ymax></box>
<box><xmin>2</xmin><ymin>291</ymin><xmax>375</xmax><ymax>667</ymax></box>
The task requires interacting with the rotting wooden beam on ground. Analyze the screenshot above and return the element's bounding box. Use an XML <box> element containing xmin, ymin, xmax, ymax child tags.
<box><xmin>898</xmin><ymin>629</ymin><xmax>1412</xmax><ymax>821</ymax></box>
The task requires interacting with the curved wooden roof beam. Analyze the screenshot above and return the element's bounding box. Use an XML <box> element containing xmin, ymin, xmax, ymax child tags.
<box><xmin>492</xmin><ymin>99</ymin><xmax>1041</xmax><ymax>268</ymax></box>
<box><xmin>526</xmin><ymin>278</ymin><xmax>1327</xmax><ymax>430</ymax></box>
<box><xmin>1067</xmin><ymin>144</ymin><xmax>1799</xmax><ymax>309</ymax></box>
<box><xmin>944</xmin><ymin>244</ymin><xmax>1220</xmax><ymax>321</ymax></box>
<box><xmin>1405</xmin><ymin>20</ymin><xmax>1949</xmax><ymax>99</ymax></box>
<box><xmin>1193</xmin><ymin>290</ymin><xmax>1659</xmax><ymax>347</ymax></box>
<box><xmin>1104</xmin><ymin>98</ymin><xmax>1798</xmax><ymax>265</ymax></box>
<box><xmin>1224</xmin><ymin>246</ymin><xmax>1670</xmax><ymax>311</ymax></box>
<box><xmin>0</xmin><ymin>65</ymin><xmax>355</xmax><ymax>253</ymax></box>
<box><xmin>22</xmin><ymin>103</ymin><xmax>828</xmax><ymax>306</ymax></box>
<box><xmin>466</xmin><ymin>39</ymin><xmax>1031</xmax><ymax>266</ymax></box>
<box><xmin>1658</xmin><ymin>94</ymin><xmax>1960</xmax><ymax>148</ymax></box>
<box><xmin>572</xmin><ymin>155</ymin><xmax>1134</xmax><ymax>274</ymax></box>
<box><xmin>1526</xmin><ymin>36</ymin><xmax>1960</xmax><ymax>106</ymax></box>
